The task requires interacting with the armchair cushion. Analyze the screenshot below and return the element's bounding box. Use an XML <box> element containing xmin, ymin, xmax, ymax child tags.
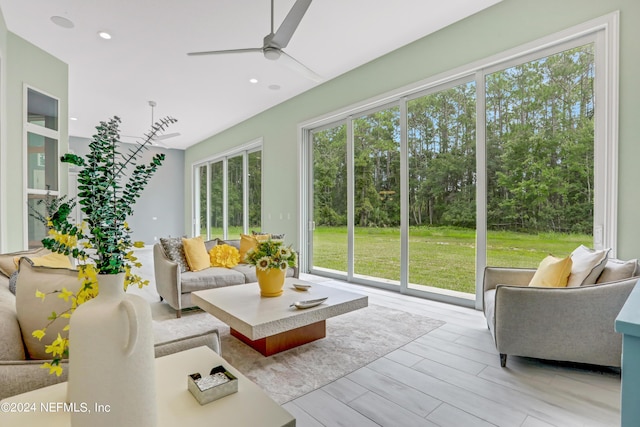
<box><xmin>597</xmin><ymin>258</ymin><xmax>638</xmax><ymax>283</ymax></box>
<box><xmin>528</xmin><ymin>255</ymin><xmax>572</xmax><ymax>288</ymax></box>
<box><xmin>567</xmin><ymin>245</ymin><xmax>609</xmax><ymax>287</ymax></box>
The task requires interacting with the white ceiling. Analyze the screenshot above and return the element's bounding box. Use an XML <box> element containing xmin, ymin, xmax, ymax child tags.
<box><xmin>0</xmin><ymin>0</ymin><xmax>501</xmax><ymax>150</ymax></box>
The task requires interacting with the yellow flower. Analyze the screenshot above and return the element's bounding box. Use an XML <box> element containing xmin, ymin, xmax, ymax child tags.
<box><xmin>35</xmin><ymin>290</ymin><xmax>46</xmax><ymax>301</ymax></box>
<box><xmin>57</xmin><ymin>288</ymin><xmax>74</xmax><ymax>302</ymax></box>
<box><xmin>45</xmin><ymin>334</ymin><xmax>67</xmax><ymax>358</ymax></box>
<box><xmin>32</xmin><ymin>329</ymin><xmax>46</xmax><ymax>340</ymax></box>
<box><xmin>133</xmin><ymin>241</ymin><xmax>145</xmax><ymax>248</ymax></box>
<box><xmin>42</xmin><ymin>362</ymin><xmax>63</xmax><ymax>377</ymax></box>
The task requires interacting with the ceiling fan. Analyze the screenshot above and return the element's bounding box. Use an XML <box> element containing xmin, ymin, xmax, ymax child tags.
<box><xmin>121</xmin><ymin>101</ymin><xmax>180</xmax><ymax>148</ymax></box>
<box><xmin>187</xmin><ymin>0</ymin><xmax>322</xmax><ymax>82</ymax></box>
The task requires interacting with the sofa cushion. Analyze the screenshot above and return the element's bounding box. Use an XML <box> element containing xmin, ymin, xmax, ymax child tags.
<box><xmin>0</xmin><ymin>247</ymin><xmax>50</xmax><ymax>278</ymax></box>
<box><xmin>160</xmin><ymin>237</ymin><xmax>189</xmax><ymax>273</ymax></box>
<box><xmin>180</xmin><ymin>267</ymin><xmax>246</xmax><ymax>293</ymax></box>
<box><xmin>204</xmin><ymin>239</ymin><xmax>219</xmax><ymax>252</ymax></box>
<box><xmin>596</xmin><ymin>258</ymin><xmax>638</xmax><ymax>284</ymax></box>
<box><xmin>567</xmin><ymin>245</ymin><xmax>610</xmax><ymax>287</ymax></box>
<box><xmin>0</xmin><ymin>275</ymin><xmax>25</xmax><ymax>361</ymax></box>
<box><xmin>15</xmin><ymin>258</ymin><xmax>81</xmax><ymax>360</ymax></box>
<box><xmin>528</xmin><ymin>255</ymin><xmax>572</xmax><ymax>288</ymax></box>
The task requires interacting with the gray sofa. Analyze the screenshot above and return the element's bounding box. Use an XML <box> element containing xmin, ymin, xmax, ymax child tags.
<box><xmin>0</xmin><ymin>255</ymin><xmax>221</xmax><ymax>400</ymax></box>
<box><xmin>483</xmin><ymin>266</ymin><xmax>639</xmax><ymax>368</ymax></box>
<box><xmin>154</xmin><ymin>239</ymin><xmax>299</xmax><ymax>317</ymax></box>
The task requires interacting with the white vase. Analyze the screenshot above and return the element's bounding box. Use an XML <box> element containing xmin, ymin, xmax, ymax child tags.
<box><xmin>67</xmin><ymin>273</ymin><xmax>157</xmax><ymax>427</ymax></box>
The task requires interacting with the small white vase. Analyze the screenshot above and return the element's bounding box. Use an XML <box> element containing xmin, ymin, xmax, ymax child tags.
<box><xmin>67</xmin><ymin>273</ymin><xmax>156</xmax><ymax>427</ymax></box>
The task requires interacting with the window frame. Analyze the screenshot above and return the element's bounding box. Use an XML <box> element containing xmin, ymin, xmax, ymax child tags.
<box><xmin>300</xmin><ymin>12</ymin><xmax>619</xmax><ymax>308</ymax></box>
<box><xmin>23</xmin><ymin>84</ymin><xmax>61</xmax><ymax>248</ymax></box>
<box><xmin>192</xmin><ymin>139</ymin><xmax>262</xmax><ymax>239</ymax></box>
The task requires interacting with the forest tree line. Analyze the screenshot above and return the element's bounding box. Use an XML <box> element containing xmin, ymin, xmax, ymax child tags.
<box><xmin>313</xmin><ymin>45</ymin><xmax>595</xmax><ymax>235</ymax></box>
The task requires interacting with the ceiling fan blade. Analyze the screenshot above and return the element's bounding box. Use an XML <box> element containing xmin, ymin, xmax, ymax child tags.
<box><xmin>188</xmin><ymin>47</ymin><xmax>262</xmax><ymax>56</ymax></box>
<box><xmin>154</xmin><ymin>132</ymin><xmax>180</xmax><ymax>141</ymax></box>
<box><xmin>271</xmin><ymin>0</ymin><xmax>312</xmax><ymax>49</ymax></box>
<box><xmin>279</xmin><ymin>50</ymin><xmax>323</xmax><ymax>82</ymax></box>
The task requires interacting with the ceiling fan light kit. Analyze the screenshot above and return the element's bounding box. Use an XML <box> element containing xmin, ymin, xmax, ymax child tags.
<box><xmin>188</xmin><ymin>0</ymin><xmax>322</xmax><ymax>82</ymax></box>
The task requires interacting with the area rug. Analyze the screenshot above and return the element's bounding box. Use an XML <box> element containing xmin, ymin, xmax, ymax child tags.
<box><xmin>153</xmin><ymin>304</ymin><xmax>444</xmax><ymax>404</ymax></box>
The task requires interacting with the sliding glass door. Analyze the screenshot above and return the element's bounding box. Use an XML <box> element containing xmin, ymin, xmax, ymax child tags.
<box><xmin>407</xmin><ymin>81</ymin><xmax>476</xmax><ymax>294</ymax></box>
<box><xmin>353</xmin><ymin>107</ymin><xmax>401</xmax><ymax>284</ymax></box>
<box><xmin>311</xmin><ymin>123</ymin><xmax>348</xmax><ymax>274</ymax></box>
<box><xmin>306</xmin><ymin>33</ymin><xmax>603</xmax><ymax>305</ymax></box>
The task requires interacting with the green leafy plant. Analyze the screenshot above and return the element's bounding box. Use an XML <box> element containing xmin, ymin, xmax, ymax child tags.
<box><xmin>42</xmin><ymin>115</ymin><xmax>176</xmax><ymax>275</ymax></box>
<box><xmin>32</xmin><ymin>115</ymin><xmax>176</xmax><ymax>375</ymax></box>
<box><xmin>245</xmin><ymin>239</ymin><xmax>297</xmax><ymax>271</ymax></box>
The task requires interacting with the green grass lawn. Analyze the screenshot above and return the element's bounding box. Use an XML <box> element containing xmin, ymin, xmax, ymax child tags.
<box><xmin>312</xmin><ymin>226</ymin><xmax>591</xmax><ymax>294</ymax></box>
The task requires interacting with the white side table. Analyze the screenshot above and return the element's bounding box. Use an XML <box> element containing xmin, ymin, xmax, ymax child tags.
<box><xmin>0</xmin><ymin>346</ymin><xmax>295</xmax><ymax>427</ymax></box>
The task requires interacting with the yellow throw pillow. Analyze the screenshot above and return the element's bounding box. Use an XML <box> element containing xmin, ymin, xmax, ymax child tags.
<box><xmin>28</xmin><ymin>252</ymin><xmax>73</xmax><ymax>269</ymax></box>
<box><xmin>0</xmin><ymin>247</ymin><xmax>50</xmax><ymax>277</ymax></box>
<box><xmin>528</xmin><ymin>255</ymin><xmax>573</xmax><ymax>288</ymax></box>
<box><xmin>209</xmin><ymin>244</ymin><xmax>241</xmax><ymax>268</ymax></box>
<box><xmin>239</xmin><ymin>233</ymin><xmax>270</xmax><ymax>263</ymax></box>
<box><xmin>182</xmin><ymin>236</ymin><xmax>210</xmax><ymax>272</ymax></box>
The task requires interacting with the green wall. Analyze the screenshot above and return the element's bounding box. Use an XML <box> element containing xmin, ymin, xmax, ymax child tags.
<box><xmin>185</xmin><ymin>0</ymin><xmax>640</xmax><ymax>259</ymax></box>
<box><xmin>3</xmin><ymin>32</ymin><xmax>68</xmax><ymax>251</ymax></box>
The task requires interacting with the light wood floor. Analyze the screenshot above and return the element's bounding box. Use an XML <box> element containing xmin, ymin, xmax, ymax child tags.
<box><xmin>283</xmin><ymin>274</ymin><xmax>621</xmax><ymax>427</ymax></box>
<box><xmin>132</xmin><ymin>247</ymin><xmax>621</xmax><ymax>426</ymax></box>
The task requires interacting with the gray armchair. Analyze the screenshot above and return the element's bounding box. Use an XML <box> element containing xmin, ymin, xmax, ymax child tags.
<box><xmin>483</xmin><ymin>266</ymin><xmax>638</xmax><ymax>368</ymax></box>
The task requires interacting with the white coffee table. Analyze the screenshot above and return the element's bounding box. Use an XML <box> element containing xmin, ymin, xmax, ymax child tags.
<box><xmin>192</xmin><ymin>279</ymin><xmax>368</xmax><ymax>356</ymax></box>
<box><xmin>0</xmin><ymin>346</ymin><xmax>294</xmax><ymax>427</ymax></box>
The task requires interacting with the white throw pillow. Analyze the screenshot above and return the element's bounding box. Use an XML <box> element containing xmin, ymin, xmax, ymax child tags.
<box><xmin>567</xmin><ymin>245</ymin><xmax>610</xmax><ymax>288</ymax></box>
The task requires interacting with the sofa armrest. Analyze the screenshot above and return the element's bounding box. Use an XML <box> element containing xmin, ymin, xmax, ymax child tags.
<box><xmin>492</xmin><ymin>277</ymin><xmax>638</xmax><ymax>366</ymax></box>
<box><xmin>153</xmin><ymin>243</ymin><xmax>181</xmax><ymax>311</ymax></box>
<box><xmin>483</xmin><ymin>267</ymin><xmax>536</xmax><ymax>292</ymax></box>
<box><xmin>154</xmin><ymin>329</ymin><xmax>221</xmax><ymax>358</ymax></box>
<box><xmin>0</xmin><ymin>360</ymin><xmax>69</xmax><ymax>400</ymax></box>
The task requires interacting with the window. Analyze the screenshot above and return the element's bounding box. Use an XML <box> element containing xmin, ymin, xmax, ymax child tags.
<box><xmin>303</xmin><ymin>16</ymin><xmax>617</xmax><ymax>306</ymax></box>
<box><xmin>25</xmin><ymin>87</ymin><xmax>60</xmax><ymax>248</ymax></box>
<box><xmin>194</xmin><ymin>144</ymin><xmax>262</xmax><ymax>240</ymax></box>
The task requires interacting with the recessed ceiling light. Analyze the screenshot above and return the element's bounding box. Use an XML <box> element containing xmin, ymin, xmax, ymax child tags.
<box><xmin>98</xmin><ymin>31</ymin><xmax>112</xmax><ymax>40</ymax></box>
<box><xmin>50</xmin><ymin>16</ymin><xmax>74</xmax><ymax>29</ymax></box>
<box><xmin>249</xmin><ymin>78</ymin><xmax>258</xmax><ymax>84</ymax></box>
<box><xmin>70</xmin><ymin>117</ymin><xmax>78</xmax><ymax>121</ymax></box>
<box><xmin>268</xmin><ymin>84</ymin><xmax>281</xmax><ymax>90</ymax></box>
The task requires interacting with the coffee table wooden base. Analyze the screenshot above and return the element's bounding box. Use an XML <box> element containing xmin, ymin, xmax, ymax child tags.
<box><xmin>231</xmin><ymin>320</ymin><xmax>326</xmax><ymax>356</ymax></box>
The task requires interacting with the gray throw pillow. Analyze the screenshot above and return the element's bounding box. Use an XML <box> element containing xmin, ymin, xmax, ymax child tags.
<box><xmin>160</xmin><ymin>236</ymin><xmax>190</xmax><ymax>273</ymax></box>
<box><xmin>8</xmin><ymin>270</ymin><xmax>18</xmax><ymax>295</ymax></box>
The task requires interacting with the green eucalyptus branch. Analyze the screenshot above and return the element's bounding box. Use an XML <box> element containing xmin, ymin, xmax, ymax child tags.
<box><xmin>41</xmin><ymin>115</ymin><xmax>177</xmax><ymax>274</ymax></box>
